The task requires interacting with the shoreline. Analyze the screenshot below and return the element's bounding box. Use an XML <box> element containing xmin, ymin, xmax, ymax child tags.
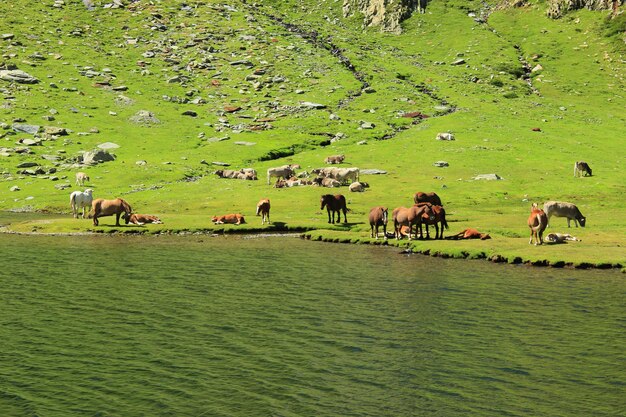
<box><xmin>1</xmin><ymin>221</ymin><xmax>623</xmax><ymax>272</ymax></box>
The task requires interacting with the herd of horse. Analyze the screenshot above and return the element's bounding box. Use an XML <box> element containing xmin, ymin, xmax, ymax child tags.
<box><xmin>69</xmin><ymin>160</ymin><xmax>589</xmax><ymax>244</ymax></box>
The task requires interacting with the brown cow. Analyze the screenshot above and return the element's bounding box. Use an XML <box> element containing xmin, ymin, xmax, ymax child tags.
<box><xmin>413</xmin><ymin>192</ymin><xmax>443</xmax><ymax>206</ymax></box>
<box><xmin>369</xmin><ymin>206</ymin><xmax>388</xmax><ymax>239</ymax></box>
<box><xmin>89</xmin><ymin>198</ymin><xmax>132</xmax><ymax>226</ymax></box>
<box><xmin>445</xmin><ymin>228</ymin><xmax>491</xmax><ymax>240</ymax></box>
<box><xmin>127</xmin><ymin>214</ymin><xmax>163</xmax><ymax>225</ymax></box>
<box><xmin>256</xmin><ymin>199</ymin><xmax>271</xmax><ymax>224</ymax></box>
<box><xmin>528</xmin><ymin>203</ymin><xmax>548</xmax><ymax>245</ymax></box>
<box><xmin>211</xmin><ymin>213</ymin><xmax>246</xmax><ymax>225</ymax></box>
<box><xmin>325</xmin><ymin>154</ymin><xmax>345</xmax><ymax>164</ymax></box>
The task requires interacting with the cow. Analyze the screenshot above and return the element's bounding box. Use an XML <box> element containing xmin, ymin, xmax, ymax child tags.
<box><xmin>215</xmin><ymin>169</ymin><xmax>238</xmax><ymax>178</ymax></box>
<box><xmin>528</xmin><ymin>203</ymin><xmax>548</xmax><ymax>245</ymax></box>
<box><xmin>312</xmin><ymin>167</ymin><xmax>359</xmax><ymax>185</ymax></box>
<box><xmin>543</xmin><ymin>201</ymin><xmax>586</xmax><ymax>228</ymax></box>
<box><xmin>445</xmin><ymin>228</ymin><xmax>491</xmax><ymax>240</ymax></box>
<box><xmin>369</xmin><ymin>206</ymin><xmax>388</xmax><ymax>239</ymax></box>
<box><xmin>544</xmin><ymin>232</ymin><xmax>580</xmax><ymax>244</ymax></box>
<box><xmin>256</xmin><ymin>199</ymin><xmax>270</xmax><ymax>224</ymax></box>
<box><xmin>211</xmin><ymin>213</ymin><xmax>245</xmax><ymax>225</ymax></box>
<box><xmin>349</xmin><ymin>181</ymin><xmax>369</xmax><ymax>192</ymax></box>
<box><xmin>413</xmin><ymin>192</ymin><xmax>442</xmax><ymax>206</ymax></box>
<box><xmin>75</xmin><ymin>172</ymin><xmax>90</xmax><ymax>186</ymax></box>
<box><xmin>127</xmin><ymin>214</ymin><xmax>163</xmax><ymax>225</ymax></box>
<box><xmin>267</xmin><ymin>165</ymin><xmax>295</xmax><ymax>185</ymax></box>
<box><xmin>436</xmin><ymin>132</ymin><xmax>455</xmax><ymax>141</ymax></box>
<box><xmin>574</xmin><ymin>161</ymin><xmax>592</xmax><ymax>177</ymax></box>
<box><xmin>324</xmin><ymin>154</ymin><xmax>345</xmax><ymax>164</ymax></box>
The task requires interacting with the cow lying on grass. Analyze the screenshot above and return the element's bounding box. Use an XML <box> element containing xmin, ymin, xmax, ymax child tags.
<box><xmin>544</xmin><ymin>233</ymin><xmax>580</xmax><ymax>244</ymax></box>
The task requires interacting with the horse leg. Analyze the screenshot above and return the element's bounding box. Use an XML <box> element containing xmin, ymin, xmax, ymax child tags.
<box><xmin>327</xmin><ymin>209</ymin><xmax>333</xmax><ymax>224</ymax></box>
<box><xmin>115</xmin><ymin>212</ymin><xmax>121</xmax><ymax>226</ymax></box>
<box><xmin>343</xmin><ymin>208</ymin><xmax>347</xmax><ymax>223</ymax></box>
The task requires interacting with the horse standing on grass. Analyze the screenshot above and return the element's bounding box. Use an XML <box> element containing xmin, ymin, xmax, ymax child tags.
<box><xmin>369</xmin><ymin>206</ymin><xmax>388</xmax><ymax>239</ymax></box>
<box><xmin>320</xmin><ymin>194</ymin><xmax>347</xmax><ymax>224</ymax></box>
<box><xmin>256</xmin><ymin>198</ymin><xmax>271</xmax><ymax>224</ymax></box>
<box><xmin>70</xmin><ymin>189</ymin><xmax>93</xmax><ymax>219</ymax></box>
<box><xmin>528</xmin><ymin>203</ymin><xmax>548</xmax><ymax>245</ymax></box>
<box><xmin>89</xmin><ymin>198</ymin><xmax>132</xmax><ymax>226</ymax></box>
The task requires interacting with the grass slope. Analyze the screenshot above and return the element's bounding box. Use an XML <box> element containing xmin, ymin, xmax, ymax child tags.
<box><xmin>0</xmin><ymin>0</ymin><xmax>624</xmax><ymax>268</ymax></box>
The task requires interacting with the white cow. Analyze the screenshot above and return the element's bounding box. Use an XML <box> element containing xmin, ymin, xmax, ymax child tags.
<box><xmin>543</xmin><ymin>201</ymin><xmax>586</xmax><ymax>228</ymax></box>
<box><xmin>266</xmin><ymin>165</ymin><xmax>295</xmax><ymax>185</ymax></box>
<box><xmin>70</xmin><ymin>189</ymin><xmax>94</xmax><ymax>219</ymax></box>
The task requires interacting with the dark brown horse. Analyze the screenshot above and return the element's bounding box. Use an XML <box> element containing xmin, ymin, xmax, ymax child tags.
<box><xmin>414</xmin><ymin>203</ymin><xmax>448</xmax><ymax>239</ymax></box>
<box><xmin>369</xmin><ymin>206</ymin><xmax>388</xmax><ymax>239</ymax></box>
<box><xmin>413</xmin><ymin>191</ymin><xmax>442</xmax><ymax>206</ymax></box>
<box><xmin>89</xmin><ymin>198</ymin><xmax>132</xmax><ymax>226</ymax></box>
<box><xmin>321</xmin><ymin>194</ymin><xmax>347</xmax><ymax>224</ymax></box>
<box><xmin>392</xmin><ymin>205</ymin><xmax>434</xmax><ymax>240</ymax></box>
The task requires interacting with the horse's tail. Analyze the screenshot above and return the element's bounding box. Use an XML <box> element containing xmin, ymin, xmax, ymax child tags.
<box><xmin>70</xmin><ymin>193</ymin><xmax>76</xmax><ymax>210</ymax></box>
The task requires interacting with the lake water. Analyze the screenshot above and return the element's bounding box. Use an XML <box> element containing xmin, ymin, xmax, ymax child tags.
<box><xmin>0</xmin><ymin>231</ymin><xmax>624</xmax><ymax>417</ymax></box>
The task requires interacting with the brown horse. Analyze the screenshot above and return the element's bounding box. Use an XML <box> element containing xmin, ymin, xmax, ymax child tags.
<box><xmin>413</xmin><ymin>191</ymin><xmax>443</xmax><ymax>206</ymax></box>
<box><xmin>90</xmin><ymin>198</ymin><xmax>132</xmax><ymax>226</ymax></box>
<box><xmin>414</xmin><ymin>203</ymin><xmax>448</xmax><ymax>239</ymax></box>
<box><xmin>528</xmin><ymin>203</ymin><xmax>548</xmax><ymax>245</ymax></box>
<box><xmin>392</xmin><ymin>205</ymin><xmax>434</xmax><ymax>240</ymax></box>
<box><xmin>369</xmin><ymin>206</ymin><xmax>388</xmax><ymax>239</ymax></box>
<box><xmin>321</xmin><ymin>194</ymin><xmax>347</xmax><ymax>224</ymax></box>
<box><xmin>256</xmin><ymin>198</ymin><xmax>271</xmax><ymax>224</ymax></box>
<box><xmin>446</xmin><ymin>228</ymin><xmax>491</xmax><ymax>240</ymax></box>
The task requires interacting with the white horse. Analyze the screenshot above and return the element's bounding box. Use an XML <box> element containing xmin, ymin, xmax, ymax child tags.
<box><xmin>70</xmin><ymin>189</ymin><xmax>94</xmax><ymax>219</ymax></box>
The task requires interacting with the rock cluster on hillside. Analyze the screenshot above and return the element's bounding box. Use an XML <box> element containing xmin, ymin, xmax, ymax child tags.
<box><xmin>343</xmin><ymin>0</ymin><xmax>423</xmax><ymax>33</ymax></box>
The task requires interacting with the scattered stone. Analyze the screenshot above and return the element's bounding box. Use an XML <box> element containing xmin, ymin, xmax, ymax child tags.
<box><xmin>17</xmin><ymin>162</ymin><xmax>39</xmax><ymax>168</ymax></box>
<box><xmin>234</xmin><ymin>141</ymin><xmax>256</xmax><ymax>146</ymax></box>
<box><xmin>81</xmin><ymin>149</ymin><xmax>116</xmax><ymax>165</ymax></box>
<box><xmin>44</xmin><ymin>126</ymin><xmax>68</xmax><ymax>136</ymax></box>
<box><xmin>300</xmin><ymin>102</ymin><xmax>326</xmax><ymax>109</ymax></box>
<box><xmin>451</xmin><ymin>58</ymin><xmax>466</xmax><ymax>65</ymax></box>
<box><xmin>360</xmin><ymin>169</ymin><xmax>387</xmax><ymax>175</ymax></box>
<box><xmin>362</xmin><ymin>86</ymin><xmax>376</xmax><ymax>93</ymax></box>
<box><xmin>531</xmin><ymin>64</ymin><xmax>543</xmax><ymax>73</ymax></box>
<box><xmin>224</xmin><ymin>106</ymin><xmax>241</xmax><ymax>113</ymax></box>
<box><xmin>55</xmin><ymin>183</ymin><xmax>71</xmax><ymax>190</ymax></box>
<box><xmin>0</xmin><ymin>70</ymin><xmax>39</xmax><ymax>84</ymax></box>
<box><xmin>433</xmin><ymin>161</ymin><xmax>449</xmax><ymax>167</ymax></box>
<box><xmin>212</xmin><ymin>161</ymin><xmax>231</xmax><ymax>166</ymax></box>
<box><xmin>97</xmin><ymin>142</ymin><xmax>120</xmax><ymax>150</ymax></box>
<box><xmin>10</xmin><ymin>185</ymin><xmax>20</xmax><ymax>191</ymax></box>
<box><xmin>20</xmin><ymin>138</ymin><xmax>41</xmax><ymax>146</ymax></box>
<box><xmin>230</xmin><ymin>60</ymin><xmax>253</xmax><ymax>66</ymax></box>
<box><xmin>136</xmin><ymin>160</ymin><xmax>147</xmax><ymax>166</ymax></box>
<box><xmin>473</xmin><ymin>173</ymin><xmax>503</xmax><ymax>180</ymax></box>
<box><xmin>182</xmin><ymin>110</ymin><xmax>198</xmax><ymax>117</ymax></box>
<box><xmin>13</xmin><ymin>124</ymin><xmax>40</xmax><ymax>135</ymax></box>
<box><xmin>360</xmin><ymin>121</ymin><xmax>375</xmax><ymax>129</ymax></box>
<box><xmin>436</xmin><ymin>132</ymin><xmax>455</xmax><ymax>141</ymax></box>
<box><xmin>207</xmin><ymin>136</ymin><xmax>230</xmax><ymax>143</ymax></box>
<box><xmin>129</xmin><ymin>110</ymin><xmax>160</xmax><ymax>125</ymax></box>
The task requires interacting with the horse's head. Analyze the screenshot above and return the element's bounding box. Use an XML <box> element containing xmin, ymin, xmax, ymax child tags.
<box><xmin>84</xmin><ymin>188</ymin><xmax>93</xmax><ymax>195</ymax></box>
<box><xmin>381</xmin><ymin>207</ymin><xmax>388</xmax><ymax>224</ymax></box>
<box><xmin>320</xmin><ymin>195</ymin><xmax>329</xmax><ymax>210</ymax></box>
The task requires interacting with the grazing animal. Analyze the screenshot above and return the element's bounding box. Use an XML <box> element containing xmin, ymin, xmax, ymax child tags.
<box><xmin>69</xmin><ymin>188</ymin><xmax>94</xmax><ymax>219</ymax></box>
<box><xmin>267</xmin><ymin>165</ymin><xmax>295</xmax><ymax>185</ymax></box>
<box><xmin>415</xmin><ymin>203</ymin><xmax>449</xmax><ymax>239</ymax></box>
<box><xmin>349</xmin><ymin>181</ymin><xmax>369</xmax><ymax>192</ymax></box>
<box><xmin>256</xmin><ymin>198</ymin><xmax>271</xmax><ymax>224</ymax></box>
<box><xmin>369</xmin><ymin>206</ymin><xmax>388</xmax><ymax>239</ymax></box>
<box><xmin>320</xmin><ymin>194</ymin><xmax>348</xmax><ymax>224</ymax></box>
<box><xmin>215</xmin><ymin>169</ymin><xmax>238</xmax><ymax>178</ymax></box>
<box><xmin>413</xmin><ymin>192</ymin><xmax>443</xmax><ymax>206</ymax></box>
<box><xmin>574</xmin><ymin>161</ymin><xmax>592</xmax><ymax>177</ymax></box>
<box><xmin>543</xmin><ymin>201</ymin><xmax>586</xmax><ymax>228</ymax></box>
<box><xmin>445</xmin><ymin>228</ymin><xmax>491</xmax><ymax>240</ymax></box>
<box><xmin>324</xmin><ymin>154</ymin><xmax>345</xmax><ymax>164</ymax></box>
<box><xmin>392</xmin><ymin>205</ymin><xmax>435</xmax><ymax>240</ymax></box>
<box><xmin>312</xmin><ymin>167</ymin><xmax>359</xmax><ymax>185</ymax></box>
<box><xmin>436</xmin><ymin>132</ymin><xmax>455</xmax><ymax>141</ymax></box>
<box><xmin>528</xmin><ymin>203</ymin><xmax>548</xmax><ymax>245</ymax></box>
<box><xmin>90</xmin><ymin>198</ymin><xmax>132</xmax><ymax>226</ymax></box>
<box><xmin>127</xmin><ymin>214</ymin><xmax>163</xmax><ymax>225</ymax></box>
<box><xmin>75</xmin><ymin>172</ymin><xmax>90</xmax><ymax>186</ymax></box>
<box><xmin>544</xmin><ymin>232</ymin><xmax>580</xmax><ymax>244</ymax></box>
<box><xmin>212</xmin><ymin>213</ymin><xmax>245</xmax><ymax>225</ymax></box>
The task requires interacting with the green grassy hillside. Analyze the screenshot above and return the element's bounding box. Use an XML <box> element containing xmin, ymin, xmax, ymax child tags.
<box><xmin>0</xmin><ymin>0</ymin><xmax>624</xmax><ymax>268</ymax></box>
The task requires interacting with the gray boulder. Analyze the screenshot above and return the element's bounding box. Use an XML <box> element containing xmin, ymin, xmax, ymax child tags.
<box><xmin>0</xmin><ymin>70</ymin><xmax>39</xmax><ymax>84</ymax></box>
<box><xmin>81</xmin><ymin>149</ymin><xmax>116</xmax><ymax>165</ymax></box>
